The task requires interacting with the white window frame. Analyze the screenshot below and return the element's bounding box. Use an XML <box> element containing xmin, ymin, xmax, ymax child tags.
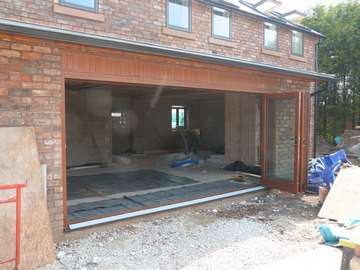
<box><xmin>291</xmin><ymin>30</ymin><xmax>304</xmax><ymax>57</ymax></box>
<box><xmin>166</xmin><ymin>0</ymin><xmax>192</xmax><ymax>32</ymax></box>
<box><xmin>171</xmin><ymin>105</ymin><xmax>187</xmax><ymax>130</ymax></box>
<box><xmin>212</xmin><ymin>6</ymin><xmax>231</xmax><ymax>40</ymax></box>
<box><xmin>263</xmin><ymin>22</ymin><xmax>278</xmax><ymax>51</ymax></box>
<box><xmin>60</xmin><ymin>0</ymin><xmax>98</xmax><ymax>12</ymax></box>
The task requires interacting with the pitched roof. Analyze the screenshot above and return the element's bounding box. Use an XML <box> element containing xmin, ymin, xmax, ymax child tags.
<box><xmin>199</xmin><ymin>0</ymin><xmax>325</xmax><ymax>37</ymax></box>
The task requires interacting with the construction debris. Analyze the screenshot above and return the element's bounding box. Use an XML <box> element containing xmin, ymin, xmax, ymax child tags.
<box><xmin>336</xmin><ymin>130</ymin><xmax>360</xmax><ymax>159</ymax></box>
<box><xmin>318</xmin><ymin>186</ymin><xmax>329</xmax><ymax>204</ymax></box>
<box><xmin>308</xmin><ymin>149</ymin><xmax>350</xmax><ymax>193</ymax></box>
<box><xmin>39</xmin><ymin>191</ymin><xmax>333</xmax><ymax>270</ymax></box>
<box><xmin>318</xmin><ymin>166</ymin><xmax>360</xmax><ymax>222</ymax></box>
<box><xmin>206</xmin><ymin>154</ymin><xmax>226</xmax><ymax>164</ymax></box>
<box><xmin>223</xmin><ymin>160</ymin><xmax>261</xmax><ymax>175</ymax></box>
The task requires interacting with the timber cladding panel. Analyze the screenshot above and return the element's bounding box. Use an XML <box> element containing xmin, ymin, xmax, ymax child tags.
<box><xmin>61</xmin><ymin>49</ymin><xmax>315</xmax><ymax>94</ymax></box>
<box><xmin>62</xmin><ymin>50</ymin><xmax>282</xmax><ymax>93</ymax></box>
<box><xmin>0</xmin><ymin>32</ymin><xmax>315</xmax><ymax>240</ymax></box>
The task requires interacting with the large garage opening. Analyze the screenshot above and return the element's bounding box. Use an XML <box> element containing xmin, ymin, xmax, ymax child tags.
<box><xmin>65</xmin><ymin>79</ymin><xmax>263</xmax><ymax>229</ymax></box>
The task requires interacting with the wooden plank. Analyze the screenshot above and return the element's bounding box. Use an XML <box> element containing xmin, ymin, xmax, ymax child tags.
<box><xmin>61</xmin><ymin>51</ymin><xmax>281</xmax><ymax>93</ymax></box>
<box><xmin>318</xmin><ymin>167</ymin><xmax>360</xmax><ymax>221</ymax></box>
<box><xmin>0</xmin><ymin>127</ymin><xmax>55</xmax><ymax>269</ymax></box>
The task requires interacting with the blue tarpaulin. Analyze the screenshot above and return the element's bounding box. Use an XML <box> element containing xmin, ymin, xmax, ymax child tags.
<box><xmin>171</xmin><ymin>157</ymin><xmax>199</xmax><ymax>168</ymax></box>
<box><xmin>308</xmin><ymin>150</ymin><xmax>349</xmax><ymax>193</ymax></box>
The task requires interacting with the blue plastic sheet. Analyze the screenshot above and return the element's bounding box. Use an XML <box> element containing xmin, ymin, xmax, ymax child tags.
<box><xmin>171</xmin><ymin>157</ymin><xmax>199</xmax><ymax>168</ymax></box>
<box><xmin>308</xmin><ymin>150</ymin><xmax>349</xmax><ymax>193</ymax></box>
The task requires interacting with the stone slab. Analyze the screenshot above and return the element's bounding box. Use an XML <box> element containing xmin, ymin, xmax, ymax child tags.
<box><xmin>0</xmin><ymin>127</ymin><xmax>55</xmax><ymax>269</ymax></box>
<box><xmin>318</xmin><ymin>166</ymin><xmax>360</xmax><ymax>222</ymax></box>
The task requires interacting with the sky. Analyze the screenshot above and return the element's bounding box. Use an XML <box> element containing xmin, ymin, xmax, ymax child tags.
<box><xmin>246</xmin><ymin>0</ymin><xmax>346</xmax><ymax>13</ymax></box>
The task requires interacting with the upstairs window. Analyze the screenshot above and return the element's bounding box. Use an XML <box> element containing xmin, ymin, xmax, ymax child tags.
<box><xmin>60</xmin><ymin>0</ymin><xmax>98</xmax><ymax>12</ymax></box>
<box><xmin>167</xmin><ymin>0</ymin><xmax>191</xmax><ymax>31</ymax></box>
<box><xmin>264</xmin><ymin>22</ymin><xmax>278</xmax><ymax>51</ymax></box>
<box><xmin>291</xmin><ymin>30</ymin><xmax>304</xmax><ymax>56</ymax></box>
<box><xmin>212</xmin><ymin>7</ymin><xmax>231</xmax><ymax>39</ymax></box>
<box><xmin>171</xmin><ymin>106</ymin><xmax>187</xmax><ymax>129</ymax></box>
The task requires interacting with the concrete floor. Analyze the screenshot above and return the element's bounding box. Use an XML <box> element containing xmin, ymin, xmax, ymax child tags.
<box><xmin>67</xmin><ymin>153</ymin><xmax>256</xmax><ymax>206</ymax></box>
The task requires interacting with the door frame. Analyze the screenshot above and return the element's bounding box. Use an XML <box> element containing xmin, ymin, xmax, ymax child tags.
<box><xmin>60</xmin><ymin>48</ymin><xmax>314</xmax><ymax>230</ymax></box>
<box><xmin>261</xmin><ymin>92</ymin><xmax>307</xmax><ymax>193</ymax></box>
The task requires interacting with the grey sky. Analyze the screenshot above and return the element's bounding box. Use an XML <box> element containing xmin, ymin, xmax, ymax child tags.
<box><xmin>277</xmin><ymin>0</ymin><xmax>346</xmax><ymax>13</ymax></box>
<box><xmin>246</xmin><ymin>0</ymin><xmax>346</xmax><ymax>13</ymax></box>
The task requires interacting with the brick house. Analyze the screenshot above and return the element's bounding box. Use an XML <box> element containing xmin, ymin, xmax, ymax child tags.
<box><xmin>0</xmin><ymin>0</ymin><xmax>334</xmax><ymax>240</ymax></box>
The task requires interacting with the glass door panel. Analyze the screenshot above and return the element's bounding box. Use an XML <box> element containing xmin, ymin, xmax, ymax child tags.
<box><xmin>261</xmin><ymin>93</ymin><xmax>300</xmax><ymax>193</ymax></box>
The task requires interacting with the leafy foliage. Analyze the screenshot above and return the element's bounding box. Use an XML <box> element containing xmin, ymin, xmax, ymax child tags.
<box><xmin>302</xmin><ymin>1</ymin><xmax>360</xmax><ymax>141</ymax></box>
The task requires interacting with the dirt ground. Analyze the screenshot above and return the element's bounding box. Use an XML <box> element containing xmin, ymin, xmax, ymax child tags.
<box><xmin>38</xmin><ymin>190</ymin><xmax>341</xmax><ymax>270</ymax></box>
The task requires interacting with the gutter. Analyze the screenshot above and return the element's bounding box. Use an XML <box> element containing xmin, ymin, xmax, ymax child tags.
<box><xmin>0</xmin><ymin>19</ymin><xmax>336</xmax><ymax>81</ymax></box>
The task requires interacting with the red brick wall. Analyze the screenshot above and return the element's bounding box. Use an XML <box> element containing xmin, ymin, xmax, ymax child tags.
<box><xmin>0</xmin><ymin>0</ymin><xmax>319</xmax><ymax>71</ymax></box>
<box><xmin>0</xmin><ymin>31</ymin><xmax>316</xmax><ymax>240</ymax></box>
<box><xmin>0</xmin><ymin>34</ymin><xmax>64</xmax><ymax>239</ymax></box>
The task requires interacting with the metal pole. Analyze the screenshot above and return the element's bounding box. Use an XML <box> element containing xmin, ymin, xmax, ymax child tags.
<box><xmin>14</xmin><ymin>187</ymin><xmax>21</xmax><ymax>270</ymax></box>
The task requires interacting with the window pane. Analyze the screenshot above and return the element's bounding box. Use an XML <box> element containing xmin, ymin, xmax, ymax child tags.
<box><xmin>292</xmin><ymin>31</ymin><xmax>304</xmax><ymax>55</ymax></box>
<box><xmin>62</xmin><ymin>0</ymin><xmax>96</xmax><ymax>9</ymax></box>
<box><xmin>264</xmin><ymin>22</ymin><xmax>278</xmax><ymax>50</ymax></box>
<box><xmin>178</xmin><ymin>109</ymin><xmax>185</xmax><ymax>127</ymax></box>
<box><xmin>168</xmin><ymin>0</ymin><xmax>190</xmax><ymax>30</ymax></box>
<box><xmin>171</xmin><ymin>108</ymin><xmax>177</xmax><ymax>129</ymax></box>
<box><xmin>213</xmin><ymin>7</ymin><xmax>230</xmax><ymax>39</ymax></box>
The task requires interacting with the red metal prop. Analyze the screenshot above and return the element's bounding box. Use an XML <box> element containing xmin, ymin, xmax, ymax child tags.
<box><xmin>0</xmin><ymin>182</ymin><xmax>27</xmax><ymax>270</ymax></box>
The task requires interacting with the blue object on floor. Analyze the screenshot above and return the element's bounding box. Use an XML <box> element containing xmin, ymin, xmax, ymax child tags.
<box><xmin>171</xmin><ymin>157</ymin><xmax>199</xmax><ymax>168</ymax></box>
<box><xmin>334</xmin><ymin>136</ymin><xmax>344</xmax><ymax>145</ymax></box>
<box><xmin>308</xmin><ymin>150</ymin><xmax>349</xmax><ymax>193</ymax></box>
<box><xmin>319</xmin><ymin>224</ymin><xmax>350</xmax><ymax>247</ymax></box>
<box><xmin>319</xmin><ymin>225</ymin><xmax>340</xmax><ymax>245</ymax></box>
<box><xmin>347</xmin><ymin>219</ymin><xmax>360</xmax><ymax>227</ymax></box>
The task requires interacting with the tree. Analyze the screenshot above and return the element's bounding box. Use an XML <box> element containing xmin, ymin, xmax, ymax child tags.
<box><xmin>302</xmin><ymin>1</ymin><xmax>360</xmax><ymax>142</ymax></box>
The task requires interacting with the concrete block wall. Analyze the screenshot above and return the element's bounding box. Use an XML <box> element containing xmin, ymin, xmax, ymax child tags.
<box><xmin>66</xmin><ymin>88</ymin><xmax>112</xmax><ymax>167</ymax></box>
<box><xmin>122</xmin><ymin>95</ymin><xmax>225</xmax><ymax>153</ymax></box>
<box><xmin>112</xmin><ymin>95</ymin><xmax>134</xmax><ymax>154</ymax></box>
<box><xmin>0</xmin><ymin>0</ymin><xmax>319</xmax><ymax>72</ymax></box>
<box><xmin>225</xmin><ymin>92</ymin><xmax>259</xmax><ymax>166</ymax></box>
<box><xmin>192</xmin><ymin>99</ymin><xmax>225</xmax><ymax>153</ymax></box>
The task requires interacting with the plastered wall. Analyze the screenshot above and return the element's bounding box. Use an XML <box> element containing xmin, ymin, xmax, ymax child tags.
<box><xmin>66</xmin><ymin>88</ymin><xmax>112</xmax><ymax>167</ymax></box>
<box><xmin>225</xmin><ymin>92</ymin><xmax>259</xmax><ymax>165</ymax></box>
<box><xmin>112</xmin><ymin>94</ymin><xmax>225</xmax><ymax>154</ymax></box>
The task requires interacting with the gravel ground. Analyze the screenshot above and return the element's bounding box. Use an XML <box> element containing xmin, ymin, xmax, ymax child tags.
<box><xmin>39</xmin><ymin>190</ymin><xmax>333</xmax><ymax>270</ymax></box>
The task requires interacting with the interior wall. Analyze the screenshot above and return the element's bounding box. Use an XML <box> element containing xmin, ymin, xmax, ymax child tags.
<box><xmin>191</xmin><ymin>99</ymin><xmax>225</xmax><ymax>153</ymax></box>
<box><xmin>131</xmin><ymin>97</ymin><xmax>188</xmax><ymax>153</ymax></box>
<box><xmin>225</xmin><ymin>92</ymin><xmax>259</xmax><ymax>166</ymax></box>
<box><xmin>112</xmin><ymin>91</ymin><xmax>225</xmax><ymax>154</ymax></box>
<box><xmin>66</xmin><ymin>85</ymin><xmax>257</xmax><ymax>166</ymax></box>
<box><xmin>112</xmin><ymin>95</ymin><xmax>133</xmax><ymax>154</ymax></box>
<box><xmin>66</xmin><ymin>88</ymin><xmax>112</xmax><ymax>167</ymax></box>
